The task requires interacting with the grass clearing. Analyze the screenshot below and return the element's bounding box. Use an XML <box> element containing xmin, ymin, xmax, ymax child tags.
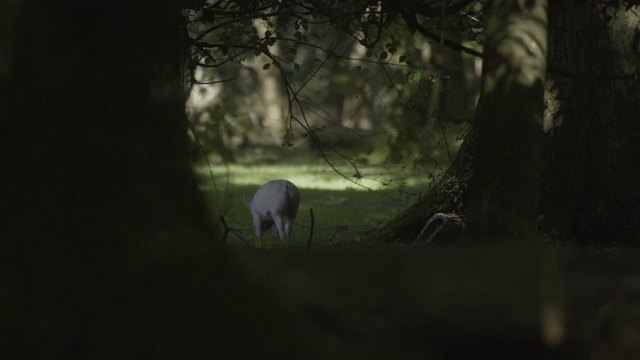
<box><xmin>194</xmin><ymin>148</ymin><xmax>440</xmax><ymax>249</ymax></box>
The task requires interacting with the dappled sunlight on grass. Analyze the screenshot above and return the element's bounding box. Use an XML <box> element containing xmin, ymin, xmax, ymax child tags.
<box><xmin>209</xmin><ymin>185</ymin><xmax>415</xmax><ymax>249</ymax></box>
<box><xmin>193</xmin><ymin>145</ymin><xmax>444</xmax><ymax>191</ymax></box>
<box><xmin>193</xmin><ymin>148</ymin><xmax>440</xmax><ymax>249</ymax></box>
<box><xmin>193</xmin><ymin>161</ymin><xmax>438</xmax><ymax>191</ymax></box>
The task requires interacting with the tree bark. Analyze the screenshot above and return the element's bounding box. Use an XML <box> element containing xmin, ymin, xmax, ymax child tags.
<box><xmin>542</xmin><ymin>2</ymin><xmax>640</xmax><ymax>245</ymax></box>
<box><xmin>463</xmin><ymin>0</ymin><xmax>547</xmax><ymax>243</ymax></box>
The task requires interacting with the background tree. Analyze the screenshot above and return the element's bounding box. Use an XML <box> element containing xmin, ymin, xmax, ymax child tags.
<box><xmin>184</xmin><ymin>0</ymin><xmax>483</xmax><ymax>191</ymax></box>
<box><xmin>383</xmin><ymin>1</ymin><xmax>640</xmax><ymax>246</ymax></box>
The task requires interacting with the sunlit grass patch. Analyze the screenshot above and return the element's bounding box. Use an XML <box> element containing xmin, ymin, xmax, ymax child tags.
<box><xmin>194</xmin><ymin>160</ymin><xmax>438</xmax><ymax>191</ymax></box>
<box><xmin>193</xmin><ymin>148</ymin><xmax>439</xmax><ymax>249</ymax></box>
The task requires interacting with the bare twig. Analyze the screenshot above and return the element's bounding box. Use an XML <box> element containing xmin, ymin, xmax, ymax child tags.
<box><xmin>220</xmin><ymin>214</ymin><xmax>249</xmax><ymax>247</ymax></box>
<box><xmin>307</xmin><ymin>208</ymin><xmax>315</xmax><ymax>251</ymax></box>
<box><xmin>220</xmin><ymin>214</ymin><xmax>230</xmax><ymax>244</ymax></box>
<box><xmin>232</xmin><ymin>230</ymin><xmax>250</xmax><ymax>247</ymax></box>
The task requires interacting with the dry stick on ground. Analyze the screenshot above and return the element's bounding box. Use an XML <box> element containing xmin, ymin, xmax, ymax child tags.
<box><xmin>220</xmin><ymin>215</ymin><xmax>231</xmax><ymax>244</ymax></box>
<box><xmin>307</xmin><ymin>208</ymin><xmax>314</xmax><ymax>251</ymax></box>
<box><xmin>298</xmin><ymin>223</ymin><xmax>378</xmax><ymax>230</ymax></box>
<box><xmin>220</xmin><ymin>215</ymin><xmax>249</xmax><ymax>246</ymax></box>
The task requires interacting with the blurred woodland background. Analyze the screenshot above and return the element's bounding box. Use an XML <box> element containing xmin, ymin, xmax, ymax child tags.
<box><xmin>184</xmin><ymin>1</ymin><xmax>480</xmax><ymax>165</ymax></box>
<box><xmin>183</xmin><ymin>0</ymin><xmax>484</xmax><ymax>246</ymax></box>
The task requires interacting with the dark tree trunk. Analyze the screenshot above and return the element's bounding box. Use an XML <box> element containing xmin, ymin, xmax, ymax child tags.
<box><xmin>0</xmin><ymin>2</ymin><xmax>336</xmax><ymax>357</ymax></box>
<box><xmin>0</xmin><ymin>1</ymin><xmax>215</xmax><ymax>356</ymax></box>
<box><xmin>541</xmin><ymin>2</ymin><xmax>640</xmax><ymax>245</ymax></box>
<box><xmin>0</xmin><ymin>1</ymin><xmax>214</xmax><ymax>249</ymax></box>
<box><xmin>462</xmin><ymin>0</ymin><xmax>547</xmax><ymax>243</ymax></box>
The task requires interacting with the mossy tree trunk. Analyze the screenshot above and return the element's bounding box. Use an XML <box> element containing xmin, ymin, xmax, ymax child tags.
<box><xmin>381</xmin><ymin>1</ymin><xmax>547</xmax><ymax>243</ymax></box>
<box><xmin>462</xmin><ymin>0</ymin><xmax>547</xmax><ymax>243</ymax></box>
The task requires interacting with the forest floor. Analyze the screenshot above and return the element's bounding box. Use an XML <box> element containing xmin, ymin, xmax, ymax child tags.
<box><xmin>235</xmin><ymin>245</ymin><xmax>640</xmax><ymax>359</ymax></box>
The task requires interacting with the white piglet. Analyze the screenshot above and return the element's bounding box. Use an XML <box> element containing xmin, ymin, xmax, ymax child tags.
<box><xmin>243</xmin><ymin>179</ymin><xmax>301</xmax><ymax>246</ymax></box>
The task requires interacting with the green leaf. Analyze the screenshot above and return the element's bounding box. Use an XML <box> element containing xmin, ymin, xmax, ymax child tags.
<box><xmin>294</xmin><ymin>63</ymin><xmax>300</xmax><ymax>71</ymax></box>
<box><xmin>263</xmin><ymin>63</ymin><xmax>271</xmax><ymax>70</ymax></box>
<box><xmin>399</xmin><ymin>55</ymin><xmax>407</xmax><ymax>63</ymax></box>
<box><xmin>379</xmin><ymin>51</ymin><xmax>388</xmax><ymax>60</ymax></box>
